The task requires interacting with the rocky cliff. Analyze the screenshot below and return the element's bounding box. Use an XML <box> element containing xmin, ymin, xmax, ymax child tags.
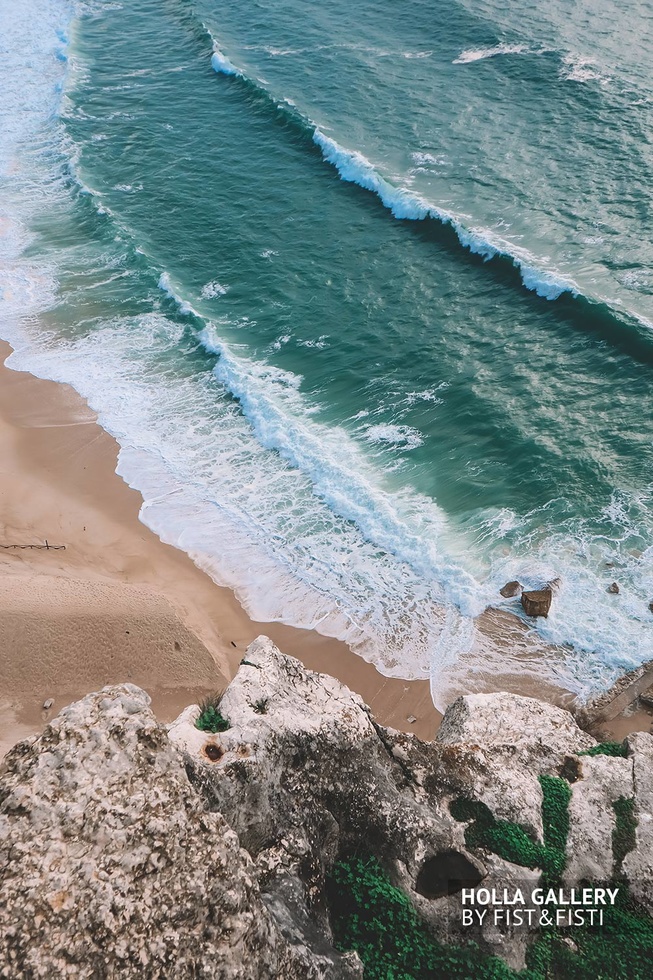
<box><xmin>1</xmin><ymin>636</ymin><xmax>652</xmax><ymax>978</ymax></box>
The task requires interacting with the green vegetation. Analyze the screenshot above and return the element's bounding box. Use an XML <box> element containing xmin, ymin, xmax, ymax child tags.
<box><xmin>326</xmin><ymin>855</ymin><xmax>514</xmax><ymax>980</ymax></box>
<box><xmin>451</xmin><ymin>776</ymin><xmax>571</xmax><ymax>884</ymax></box>
<box><xmin>612</xmin><ymin>796</ymin><xmax>637</xmax><ymax>874</ymax></box>
<box><xmin>539</xmin><ymin>775</ymin><xmax>571</xmax><ymax>882</ymax></box>
<box><xmin>326</xmin><ymin>772</ymin><xmax>653</xmax><ymax>980</ymax></box>
<box><xmin>450</xmin><ymin>797</ymin><xmax>542</xmax><ymax>869</ymax></box>
<box><xmin>578</xmin><ymin>742</ymin><xmax>628</xmax><ymax>758</ymax></box>
<box><xmin>524</xmin><ymin>889</ymin><xmax>653</xmax><ymax>980</ymax></box>
<box><xmin>195</xmin><ymin>693</ymin><xmax>230</xmax><ymax>733</ymax></box>
<box><xmin>327</xmin><ymin>852</ymin><xmax>653</xmax><ymax>980</ymax></box>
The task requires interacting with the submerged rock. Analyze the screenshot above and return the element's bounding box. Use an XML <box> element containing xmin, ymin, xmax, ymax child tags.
<box><xmin>521</xmin><ymin>586</ymin><xmax>553</xmax><ymax>617</ymax></box>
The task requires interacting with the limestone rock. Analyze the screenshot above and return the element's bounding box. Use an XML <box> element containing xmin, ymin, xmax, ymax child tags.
<box><xmin>170</xmin><ymin>637</ymin><xmax>476</xmax><ymax>947</ymax></box>
<box><xmin>564</xmin><ymin>754</ymin><xmax>634</xmax><ymax>883</ymax></box>
<box><xmin>4</xmin><ymin>638</ymin><xmax>653</xmax><ymax>977</ymax></box>
<box><xmin>0</xmin><ymin>684</ymin><xmax>330</xmax><ymax>979</ymax></box>
<box><xmin>521</xmin><ymin>587</ymin><xmax>552</xmax><ymax>617</ymax></box>
<box><xmin>622</xmin><ymin>732</ymin><xmax>653</xmax><ymax>910</ymax></box>
<box><xmin>436</xmin><ymin>693</ymin><xmax>594</xmax><ymax>837</ymax></box>
<box><xmin>437</xmin><ymin>692</ymin><xmax>595</xmax><ymax>761</ymax></box>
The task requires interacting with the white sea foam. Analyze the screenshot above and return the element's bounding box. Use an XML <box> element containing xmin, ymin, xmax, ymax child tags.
<box><xmin>560</xmin><ymin>53</ymin><xmax>608</xmax><ymax>84</ymax></box>
<box><xmin>411</xmin><ymin>152</ymin><xmax>448</xmax><ymax>167</ymax></box>
<box><xmin>210</xmin><ymin>44</ymin><xmax>241</xmax><ymax>77</ymax></box>
<box><xmin>158</xmin><ymin>271</ymin><xmax>197</xmax><ymax>314</ymax></box>
<box><xmin>201</xmin><ymin>279</ymin><xmax>228</xmax><ymax>298</ymax></box>
<box><xmin>453</xmin><ymin>44</ymin><xmax>530</xmax><ymax>64</ymax></box>
<box><xmin>404</xmin><ymin>385</ymin><xmax>447</xmax><ymax>406</ymax></box>
<box><xmin>297</xmin><ymin>335</ymin><xmax>329</xmax><ymax>349</ymax></box>
<box><xmin>363</xmin><ymin>424</ymin><xmax>424</xmax><ymax>449</ymax></box>
<box><xmin>206</xmin><ymin>38</ymin><xmax>580</xmax><ymax>303</ymax></box>
<box><xmin>312</xmin><ymin>128</ymin><xmax>577</xmax><ymax>300</ymax></box>
<box><xmin>271</xmin><ymin>333</ymin><xmax>291</xmax><ymax>350</ymax></box>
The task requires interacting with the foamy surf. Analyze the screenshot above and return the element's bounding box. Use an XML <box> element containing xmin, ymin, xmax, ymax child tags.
<box><xmin>560</xmin><ymin>53</ymin><xmax>609</xmax><ymax>85</ymax></box>
<box><xmin>453</xmin><ymin>44</ymin><xmax>530</xmax><ymax>64</ymax></box>
<box><xmin>210</xmin><ymin>44</ymin><xmax>241</xmax><ymax>76</ymax></box>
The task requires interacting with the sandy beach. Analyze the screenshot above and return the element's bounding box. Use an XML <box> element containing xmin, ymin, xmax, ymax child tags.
<box><xmin>0</xmin><ymin>341</ymin><xmax>439</xmax><ymax>755</ymax></box>
<box><xmin>1</xmin><ymin>341</ymin><xmax>649</xmax><ymax>758</ymax></box>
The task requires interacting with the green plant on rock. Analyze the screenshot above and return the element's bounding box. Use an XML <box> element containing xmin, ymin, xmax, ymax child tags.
<box><xmin>451</xmin><ymin>776</ymin><xmax>571</xmax><ymax>885</ymax></box>
<box><xmin>539</xmin><ymin>775</ymin><xmax>571</xmax><ymax>883</ymax></box>
<box><xmin>524</xmin><ymin>887</ymin><xmax>653</xmax><ymax>980</ymax></box>
<box><xmin>327</xmin><ymin>779</ymin><xmax>653</xmax><ymax>980</ymax></box>
<box><xmin>195</xmin><ymin>692</ymin><xmax>230</xmax><ymax>733</ymax></box>
<box><xmin>578</xmin><ymin>742</ymin><xmax>628</xmax><ymax>758</ymax></box>
<box><xmin>449</xmin><ymin>797</ymin><xmax>542</xmax><ymax>870</ymax></box>
<box><xmin>326</xmin><ymin>854</ymin><xmax>515</xmax><ymax>980</ymax></box>
<box><xmin>612</xmin><ymin>796</ymin><xmax>637</xmax><ymax>875</ymax></box>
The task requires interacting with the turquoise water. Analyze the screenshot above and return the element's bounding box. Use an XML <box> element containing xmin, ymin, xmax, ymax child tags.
<box><xmin>2</xmin><ymin>0</ymin><xmax>652</xmax><ymax>703</ymax></box>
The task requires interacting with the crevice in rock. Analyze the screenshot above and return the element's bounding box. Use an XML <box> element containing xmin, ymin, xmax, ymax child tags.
<box><xmin>415</xmin><ymin>850</ymin><xmax>484</xmax><ymax>899</ymax></box>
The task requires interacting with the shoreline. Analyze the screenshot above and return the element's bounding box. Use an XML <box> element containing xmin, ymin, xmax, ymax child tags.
<box><xmin>0</xmin><ymin>341</ymin><xmax>439</xmax><ymax>753</ymax></box>
<box><xmin>1</xmin><ymin>341</ymin><xmax>650</xmax><ymax>757</ymax></box>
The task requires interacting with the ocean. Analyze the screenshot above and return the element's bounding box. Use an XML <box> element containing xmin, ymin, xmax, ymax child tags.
<box><xmin>2</xmin><ymin>0</ymin><xmax>652</xmax><ymax>706</ymax></box>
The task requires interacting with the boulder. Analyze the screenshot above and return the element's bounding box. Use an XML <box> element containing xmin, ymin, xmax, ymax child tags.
<box><xmin>436</xmin><ymin>693</ymin><xmax>594</xmax><ymax>836</ymax></box>
<box><xmin>521</xmin><ymin>587</ymin><xmax>552</xmax><ymax>617</ymax></box>
<box><xmin>500</xmin><ymin>580</ymin><xmax>522</xmax><ymax>598</ymax></box>
<box><xmin>607</xmin><ymin>582</ymin><xmax>620</xmax><ymax>595</ymax></box>
<box><xmin>169</xmin><ymin>637</ymin><xmax>474</xmax><ymax>947</ymax></box>
<box><xmin>0</xmin><ymin>683</ymin><xmax>349</xmax><ymax>979</ymax></box>
<box><xmin>564</xmin><ymin>753</ymin><xmax>634</xmax><ymax>883</ymax></box>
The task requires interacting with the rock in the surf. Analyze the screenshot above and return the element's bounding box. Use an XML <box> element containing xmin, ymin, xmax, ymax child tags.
<box><xmin>521</xmin><ymin>586</ymin><xmax>553</xmax><ymax>617</ymax></box>
<box><xmin>607</xmin><ymin>582</ymin><xmax>620</xmax><ymax>594</ymax></box>
<box><xmin>500</xmin><ymin>580</ymin><xmax>522</xmax><ymax>598</ymax></box>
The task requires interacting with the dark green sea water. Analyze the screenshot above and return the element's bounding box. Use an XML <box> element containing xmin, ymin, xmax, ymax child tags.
<box><xmin>2</xmin><ymin>0</ymin><xmax>652</xmax><ymax>703</ymax></box>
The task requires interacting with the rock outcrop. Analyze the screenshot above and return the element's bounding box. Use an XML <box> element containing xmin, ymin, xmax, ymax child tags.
<box><xmin>521</xmin><ymin>587</ymin><xmax>553</xmax><ymax>617</ymax></box>
<box><xmin>0</xmin><ymin>683</ymin><xmax>356</xmax><ymax>979</ymax></box>
<box><xmin>1</xmin><ymin>637</ymin><xmax>652</xmax><ymax>978</ymax></box>
<box><xmin>169</xmin><ymin>638</ymin><xmax>475</xmax><ymax>954</ymax></box>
